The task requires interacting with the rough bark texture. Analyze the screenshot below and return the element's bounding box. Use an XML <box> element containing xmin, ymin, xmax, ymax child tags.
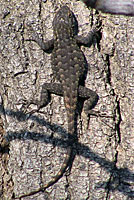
<box><xmin>0</xmin><ymin>0</ymin><xmax>134</xmax><ymax>200</ymax></box>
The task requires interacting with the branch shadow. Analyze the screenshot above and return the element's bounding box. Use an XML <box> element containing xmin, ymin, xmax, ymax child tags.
<box><xmin>0</xmin><ymin>105</ymin><xmax>134</xmax><ymax>198</ymax></box>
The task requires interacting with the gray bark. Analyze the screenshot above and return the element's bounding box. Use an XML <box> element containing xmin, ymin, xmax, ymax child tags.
<box><xmin>0</xmin><ymin>0</ymin><xmax>134</xmax><ymax>200</ymax></box>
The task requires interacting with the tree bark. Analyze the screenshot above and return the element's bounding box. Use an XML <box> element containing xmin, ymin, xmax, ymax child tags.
<box><xmin>0</xmin><ymin>0</ymin><xmax>134</xmax><ymax>199</ymax></box>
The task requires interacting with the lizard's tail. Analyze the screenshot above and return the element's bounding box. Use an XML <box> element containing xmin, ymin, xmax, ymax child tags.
<box><xmin>16</xmin><ymin>135</ymin><xmax>73</xmax><ymax>199</ymax></box>
<box><xmin>38</xmin><ymin>85</ymin><xmax>78</xmax><ymax>192</ymax></box>
<box><xmin>17</xmin><ymin>138</ymin><xmax>74</xmax><ymax>199</ymax></box>
<box><xmin>16</xmin><ymin>103</ymin><xmax>76</xmax><ymax>199</ymax></box>
<box><xmin>40</xmin><ymin>102</ymin><xmax>76</xmax><ymax>189</ymax></box>
<box><xmin>16</xmin><ymin>77</ymin><xmax>77</xmax><ymax>198</ymax></box>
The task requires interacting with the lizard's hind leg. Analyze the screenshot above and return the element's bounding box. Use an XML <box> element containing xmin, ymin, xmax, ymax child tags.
<box><xmin>37</xmin><ymin>83</ymin><xmax>63</xmax><ymax>109</ymax></box>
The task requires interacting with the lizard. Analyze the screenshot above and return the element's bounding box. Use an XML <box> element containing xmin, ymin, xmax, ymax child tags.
<box><xmin>17</xmin><ymin>5</ymin><xmax>99</xmax><ymax>198</ymax></box>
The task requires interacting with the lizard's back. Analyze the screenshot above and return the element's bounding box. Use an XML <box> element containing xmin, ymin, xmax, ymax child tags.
<box><xmin>51</xmin><ymin>6</ymin><xmax>86</xmax><ymax>126</ymax></box>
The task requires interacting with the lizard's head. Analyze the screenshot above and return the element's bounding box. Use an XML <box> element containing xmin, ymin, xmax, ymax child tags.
<box><xmin>53</xmin><ymin>6</ymin><xmax>78</xmax><ymax>38</ymax></box>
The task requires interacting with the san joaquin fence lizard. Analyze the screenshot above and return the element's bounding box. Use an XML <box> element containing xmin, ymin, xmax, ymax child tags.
<box><xmin>17</xmin><ymin>5</ymin><xmax>99</xmax><ymax>198</ymax></box>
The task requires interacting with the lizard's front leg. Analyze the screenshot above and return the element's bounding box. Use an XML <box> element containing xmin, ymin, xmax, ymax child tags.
<box><xmin>26</xmin><ymin>29</ymin><xmax>54</xmax><ymax>52</ymax></box>
<box><xmin>75</xmin><ymin>26</ymin><xmax>100</xmax><ymax>46</ymax></box>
